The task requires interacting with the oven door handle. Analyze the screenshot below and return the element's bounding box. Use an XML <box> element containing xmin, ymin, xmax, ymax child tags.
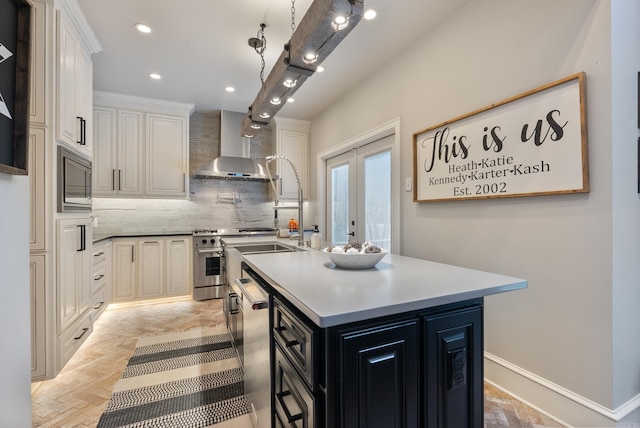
<box><xmin>197</xmin><ymin>248</ymin><xmax>224</xmax><ymax>254</ymax></box>
<box><xmin>235</xmin><ymin>278</ymin><xmax>269</xmax><ymax>310</ymax></box>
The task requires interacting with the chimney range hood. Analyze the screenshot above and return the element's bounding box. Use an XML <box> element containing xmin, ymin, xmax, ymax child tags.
<box><xmin>194</xmin><ymin>111</ymin><xmax>271</xmax><ymax>181</ymax></box>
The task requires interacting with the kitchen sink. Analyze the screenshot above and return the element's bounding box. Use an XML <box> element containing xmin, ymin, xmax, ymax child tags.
<box><xmin>234</xmin><ymin>242</ymin><xmax>300</xmax><ymax>254</ymax></box>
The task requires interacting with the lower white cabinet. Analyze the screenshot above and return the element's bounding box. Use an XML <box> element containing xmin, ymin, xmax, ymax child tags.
<box><xmin>91</xmin><ymin>240</ymin><xmax>112</xmax><ymax>321</ymax></box>
<box><xmin>30</xmin><ymin>254</ymin><xmax>46</xmax><ymax>379</ymax></box>
<box><xmin>56</xmin><ymin>218</ymin><xmax>93</xmax><ymax>371</ymax></box>
<box><xmin>166</xmin><ymin>238</ymin><xmax>191</xmax><ymax>296</ymax></box>
<box><xmin>138</xmin><ymin>239</ymin><xmax>165</xmax><ymax>299</ymax></box>
<box><xmin>57</xmin><ymin>218</ymin><xmax>92</xmax><ymax>334</ymax></box>
<box><xmin>112</xmin><ymin>239</ymin><xmax>137</xmax><ymax>302</ymax></box>
<box><xmin>112</xmin><ymin>236</ymin><xmax>191</xmax><ymax>302</ymax></box>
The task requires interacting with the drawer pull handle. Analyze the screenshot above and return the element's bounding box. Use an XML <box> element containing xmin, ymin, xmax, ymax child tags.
<box><xmin>276</xmin><ymin>390</ymin><xmax>303</xmax><ymax>423</ymax></box>
<box><xmin>94</xmin><ymin>274</ymin><xmax>105</xmax><ymax>281</ymax></box>
<box><xmin>74</xmin><ymin>328</ymin><xmax>89</xmax><ymax>340</ymax></box>
<box><xmin>276</xmin><ymin>325</ymin><xmax>301</xmax><ymax>348</ymax></box>
<box><xmin>94</xmin><ymin>251</ymin><xmax>104</xmax><ymax>257</ymax></box>
<box><xmin>94</xmin><ymin>301</ymin><xmax>104</xmax><ymax>310</ymax></box>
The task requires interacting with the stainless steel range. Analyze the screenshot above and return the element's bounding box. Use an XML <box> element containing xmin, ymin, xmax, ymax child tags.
<box><xmin>192</xmin><ymin>228</ymin><xmax>276</xmax><ymax>301</ymax></box>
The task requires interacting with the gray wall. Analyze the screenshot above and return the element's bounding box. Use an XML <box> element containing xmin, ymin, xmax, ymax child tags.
<box><xmin>0</xmin><ymin>174</ymin><xmax>32</xmax><ymax>426</ymax></box>
<box><xmin>307</xmin><ymin>0</ymin><xmax>639</xmax><ymax>424</ymax></box>
<box><xmin>92</xmin><ymin>111</ymin><xmax>277</xmax><ymax>235</ymax></box>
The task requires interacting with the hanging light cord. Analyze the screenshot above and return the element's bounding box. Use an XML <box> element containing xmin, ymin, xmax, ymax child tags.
<box><xmin>253</xmin><ymin>24</ymin><xmax>267</xmax><ymax>85</ymax></box>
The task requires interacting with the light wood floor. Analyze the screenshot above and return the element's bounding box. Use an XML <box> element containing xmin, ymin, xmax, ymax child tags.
<box><xmin>31</xmin><ymin>299</ymin><xmax>563</xmax><ymax>427</ymax></box>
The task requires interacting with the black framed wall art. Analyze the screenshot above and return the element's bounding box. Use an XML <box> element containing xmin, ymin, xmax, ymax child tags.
<box><xmin>0</xmin><ymin>0</ymin><xmax>32</xmax><ymax>175</ymax></box>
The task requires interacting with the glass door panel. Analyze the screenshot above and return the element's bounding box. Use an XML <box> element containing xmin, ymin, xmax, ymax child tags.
<box><xmin>363</xmin><ymin>150</ymin><xmax>391</xmax><ymax>250</ymax></box>
<box><xmin>326</xmin><ymin>135</ymin><xmax>393</xmax><ymax>251</ymax></box>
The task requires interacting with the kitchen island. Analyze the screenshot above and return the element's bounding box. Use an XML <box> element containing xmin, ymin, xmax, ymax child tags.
<box><xmin>228</xmin><ymin>243</ymin><xmax>526</xmax><ymax>427</ymax></box>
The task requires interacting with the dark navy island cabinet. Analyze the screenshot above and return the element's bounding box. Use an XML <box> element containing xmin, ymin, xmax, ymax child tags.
<box><xmin>271</xmin><ymin>293</ymin><xmax>484</xmax><ymax>428</ymax></box>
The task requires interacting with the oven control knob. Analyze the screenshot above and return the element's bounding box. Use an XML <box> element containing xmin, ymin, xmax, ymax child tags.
<box><xmin>201</xmin><ymin>239</ymin><xmax>207</xmax><ymax>245</ymax></box>
<box><xmin>210</xmin><ymin>239</ymin><xmax>216</xmax><ymax>244</ymax></box>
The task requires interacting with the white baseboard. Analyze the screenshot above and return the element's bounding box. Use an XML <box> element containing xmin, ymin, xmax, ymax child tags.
<box><xmin>484</xmin><ymin>352</ymin><xmax>640</xmax><ymax>427</ymax></box>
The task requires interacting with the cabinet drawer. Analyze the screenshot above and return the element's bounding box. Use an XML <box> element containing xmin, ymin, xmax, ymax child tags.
<box><xmin>91</xmin><ymin>264</ymin><xmax>106</xmax><ymax>294</ymax></box>
<box><xmin>273</xmin><ymin>298</ymin><xmax>317</xmax><ymax>390</ymax></box>
<box><xmin>274</xmin><ymin>344</ymin><xmax>319</xmax><ymax>428</ymax></box>
<box><xmin>91</xmin><ymin>286</ymin><xmax>108</xmax><ymax>322</ymax></box>
<box><xmin>92</xmin><ymin>247</ymin><xmax>107</xmax><ymax>265</ymax></box>
<box><xmin>58</xmin><ymin>312</ymin><xmax>93</xmax><ymax>370</ymax></box>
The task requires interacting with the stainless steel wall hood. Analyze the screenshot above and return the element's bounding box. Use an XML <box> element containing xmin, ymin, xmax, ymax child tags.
<box><xmin>194</xmin><ymin>111</ymin><xmax>271</xmax><ymax>181</ymax></box>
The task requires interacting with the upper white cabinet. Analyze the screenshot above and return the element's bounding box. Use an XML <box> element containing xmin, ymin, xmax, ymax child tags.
<box><xmin>30</xmin><ymin>0</ymin><xmax>47</xmax><ymax>125</ymax></box>
<box><xmin>93</xmin><ymin>92</ymin><xmax>194</xmax><ymax>199</ymax></box>
<box><xmin>146</xmin><ymin>114</ymin><xmax>188</xmax><ymax>197</ymax></box>
<box><xmin>93</xmin><ymin>107</ymin><xmax>144</xmax><ymax>196</ymax></box>
<box><xmin>56</xmin><ymin>9</ymin><xmax>94</xmax><ymax>158</ymax></box>
<box><xmin>273</xmin><ymin>118</ymin><xmax>310</xmax><ymax>201</ymax></box>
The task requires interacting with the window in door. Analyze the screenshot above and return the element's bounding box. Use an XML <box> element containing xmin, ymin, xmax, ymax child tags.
<box><xmin>326</xmin><ymin>135</ymin><xmax>393</xmax><ymax>251</ymax></box>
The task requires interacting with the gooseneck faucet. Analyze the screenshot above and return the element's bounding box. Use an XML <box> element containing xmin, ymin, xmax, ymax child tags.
<box><xmin>265</xmin><ymin>154</ymin><xmax>304</xmax><ymax>247</ymax></box>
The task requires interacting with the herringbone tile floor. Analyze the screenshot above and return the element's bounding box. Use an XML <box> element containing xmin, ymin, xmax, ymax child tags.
<box><xmin>31</xmin><ymin>299</ymin><xmax>563</xmax><ymax>427</ymax></box>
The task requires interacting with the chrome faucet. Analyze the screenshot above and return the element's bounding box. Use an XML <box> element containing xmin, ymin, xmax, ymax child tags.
<box><xmin>265</xmin><ymin>154</ymin><xmax>304</xmax><ymax>247</ymax></box>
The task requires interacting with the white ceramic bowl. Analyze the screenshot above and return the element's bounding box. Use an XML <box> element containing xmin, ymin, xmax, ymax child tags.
<box><xmin>323</xmin><ymin>248</ymin><xmax>388</xmax><ymax>269</ymax></box>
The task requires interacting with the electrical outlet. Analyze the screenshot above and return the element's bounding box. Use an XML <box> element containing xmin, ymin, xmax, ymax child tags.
<box><xmin>405</xmin><ymin>177</ymin><xmax>412</xmax><ymax>192</ymax></box>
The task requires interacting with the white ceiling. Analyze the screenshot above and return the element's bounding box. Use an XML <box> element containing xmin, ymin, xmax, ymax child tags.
<box><xmin>77</xmin><ymin>0</ymin><xmax>470</xmax><ymax>120</ymax></box>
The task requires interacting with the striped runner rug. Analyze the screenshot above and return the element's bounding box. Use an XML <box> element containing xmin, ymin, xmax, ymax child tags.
<box><xmin>97</xmin><ymin>325</ymin><xmax>252</xmax><ymax>428</ymax></box>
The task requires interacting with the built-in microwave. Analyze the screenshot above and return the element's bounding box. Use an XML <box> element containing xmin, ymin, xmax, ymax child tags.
<box><xmin>57</xmin><ymin>146</ymin><xmax>92</xmax><ymax>212</ymax></box>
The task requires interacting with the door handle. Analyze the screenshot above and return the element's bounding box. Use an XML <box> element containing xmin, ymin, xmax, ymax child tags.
<box><xmin>229</xmin><ymin>292</ymin><xmax>239</xmax><ymax>315</ymax></box>
<box><xmin>77</xmin><ymin>225</ymin><xmax>86</xmax><ymax>251</ymax></box>
<box><xmin>347</xmin><ymin>231</ymin><xmax>355</xmax><ymax>237</ymax></box>
<box><xmin>76</xmin><ymin>117</ymin><xmax>86</xmax><ymax>145</ymax></box>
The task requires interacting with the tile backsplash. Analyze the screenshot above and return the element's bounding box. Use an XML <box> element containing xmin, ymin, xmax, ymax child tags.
<box><xmin>92</xmin><ymin>111</ymin><xmax>277</xmax><ymax>236</ymax></box>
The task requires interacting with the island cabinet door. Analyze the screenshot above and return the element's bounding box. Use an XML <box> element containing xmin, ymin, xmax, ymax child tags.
<box><xmin>337</xmin><ymin>319</ymin><xmax>419</xmax><ymax>428</ymax></box>
<box><xmin>423</xmin><ymin>305</ymin><xmax>483</xmax><ymax>428</ymax></box>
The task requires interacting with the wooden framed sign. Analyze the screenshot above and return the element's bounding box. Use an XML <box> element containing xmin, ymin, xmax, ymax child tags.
<box><xmin>412</xmin><ymin>73</ymin><xmax>589</xmax><ymax>202</ymax></box>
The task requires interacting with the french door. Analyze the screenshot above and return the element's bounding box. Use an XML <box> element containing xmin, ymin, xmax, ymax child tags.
<box><xmin>326</xmin><ymin>135</ymin><xmax>393</xmax><ymax>250</ymax></box>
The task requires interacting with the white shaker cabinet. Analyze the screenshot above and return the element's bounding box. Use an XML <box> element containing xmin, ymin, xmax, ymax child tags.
<box><xmin>112</xmin><ymin>236</ymin><xmax>191</xmax><ymax>302</ymax></box>
<box><xmin>138</xmin><ymin>239</ymin><xmax>165</xmax><ymax>299</ymax></box>
<box><xmin>93</xmin><ymin>108</ymin><xmax>144</xmax><ymax>196</ymax></box>
<box><xmin>56</xmin><ymin>10</ymin><xmax>93</xmax><ymax>158</ymax></box>
<box><xmin>29</xmin><ymin>128</ymin><xmax>46</xmax><ymax>251</ymax></box>
<box><xmin>56</xmin><ymin>218</ymin><xmax>92</xmax><ymax>334</ymax></box>
<box><xmin>146</xmin><ymin>114</ymin><xmax>188</xmax><ymax>198</ymax></box>
<box><xmin>112</xmin><ymin>240</ymin><xmax>137</xmax><ymax>302</ymax></box>
<box><xmin>91</xmin><ymin>240</ymin><xmax>112</xmax><ymax>322</ymax></box>
<box><xmin>273</xmin><ymin>118</ymin><xmax>310</xmax><ymax>201</ymax></box>
<box><xmin>56</xmin><ymin>218</ymin><xmax>93</xmax><ymax>371</ymax></box>
<box><xmin>166</xmin><ymin>237</ymin><xmax>191</xmax><ymax>296</ymax></box>
<box><xmin>30</xmin><ymin>254</ymin><xmax>46</xmax><ymax>379</ymax></box>
<box><xmin>93</xmin><ymin>92</ymin><xmax>193</xmax><ymax>199</ymax></box>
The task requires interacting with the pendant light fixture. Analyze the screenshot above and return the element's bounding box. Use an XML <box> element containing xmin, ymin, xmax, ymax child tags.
<box><xmin>241</xmin><ymin>0</ymin><xmax>364</xmax><ymax>138</ymax></box>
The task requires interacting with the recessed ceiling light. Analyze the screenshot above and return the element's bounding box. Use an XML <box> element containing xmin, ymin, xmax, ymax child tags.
<box><xmin>135</xmin><ymin>23</ymin><xmax>152</xmax><ymax>33</ymax></box>
<box><xmin>287</xmin><ymin>97</ymin><xmax>295</xmax><ymax>103</ymax></box>
<box><xmin>149</xmin><ymin>73</ymin><xmax>161</xmax><ymax>80</ymax></box>
<box><xmin>259</xmin><ymin>112</ymin><xmax>271</xmax><ymax>119</ymax></box>
<box><xmin>225</xmin><ymin>86</ymin><xmax>235</xmax><ymax>92</ymax></box>
<box><xmin>364</xmin><ymin>9</ymin><xmax>378</xmax><ymax>20</ymax></box>
<box><xmin>316</xmin><ymin>66</ymin><xmax>325</xmax><ymax>73</ymax></box>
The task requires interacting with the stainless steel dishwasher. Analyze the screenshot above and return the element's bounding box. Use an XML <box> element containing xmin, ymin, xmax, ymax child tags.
<box><xmin>235</xmin><ymin>264</ymin><xmax>271</xmax><ymax>428</ymax></box>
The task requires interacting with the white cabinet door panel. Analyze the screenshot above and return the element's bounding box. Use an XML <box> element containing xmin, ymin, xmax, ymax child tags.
<box><xmin>146</xmin><ymin>114</ymin><xmax>187</xmax><ymax>197</ymax></box>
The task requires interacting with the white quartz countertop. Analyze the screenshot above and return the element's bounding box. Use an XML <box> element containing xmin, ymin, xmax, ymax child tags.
<box><xmin>235</xmin><ymin>245</ymin><xmax>527</xmax><ymax>328</ymax></box>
